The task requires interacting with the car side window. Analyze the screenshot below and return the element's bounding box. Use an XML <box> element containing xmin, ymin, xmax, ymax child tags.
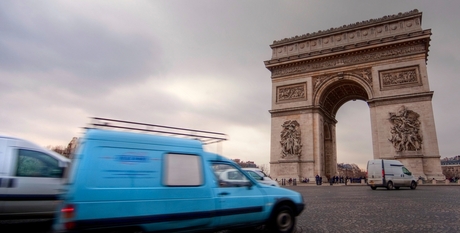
<box><xmin>16</xmin><ymin>149</ymin><xmax>64</xmax><ymax>178</ymax></box>
<box><xmin>211</xmin><ymin>163</ymin><xmax>250</xmax><ymax>187</ymax></box>
<box><xmin>247</xmin><ymin>171</ymin><xmax>263</xmax><ymax>180</ymax></box>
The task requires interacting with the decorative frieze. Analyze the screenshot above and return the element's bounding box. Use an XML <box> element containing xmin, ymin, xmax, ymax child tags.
<box><xmin>313</xmin><ymin>68</ymin><xmax>372</xmax><ymax>93</ymax></box>
<box><xmin>388</xmin><ymin>105</ymin><xmax>423</xmax><ymax>152</ymax></box>
<box><xmin>280</xmin><ymin>120</ymin><xmax>302</xmax><ymax>158</ymax></box>
<box><xmin>277</xmin><ymin>83</ymin><xmax>307</xmax><ymax>102</ymax></box>
<box><xmin>271</xmin><ymin>42</ymin><xmax>426</xmax><ymax>78</ymax></box>
<box><xmin>379</xmin><ymin>66</ymin><xmax>421</xmax><ymax>90</ymax></box>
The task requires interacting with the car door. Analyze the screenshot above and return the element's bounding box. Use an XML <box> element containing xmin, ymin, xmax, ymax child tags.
<box><xmin>3</xmin><ymin>148</ymin><xmax>65</xmax><ymax>217</ymax></box>
<box><xmin>210</xmin><ymin>162</ymin><xmax>266</xmax><ymax>228</ymax></box>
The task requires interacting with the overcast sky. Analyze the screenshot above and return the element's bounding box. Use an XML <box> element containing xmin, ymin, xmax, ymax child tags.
<box><xmin>1</xmin><ymin>1</ymin><xmax>459</xmax><ymax>170</ymax></box>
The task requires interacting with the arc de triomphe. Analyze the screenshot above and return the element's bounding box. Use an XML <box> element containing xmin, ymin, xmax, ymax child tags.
<box><xmin>264</xmin><ymin>10</ymin><xmax>445</xmax><ymax>181</ymax></box>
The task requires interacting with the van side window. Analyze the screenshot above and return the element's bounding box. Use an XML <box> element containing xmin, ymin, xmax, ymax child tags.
<box><xmin>211</xmin><ymin>163</ymin><xmax>250</xmax><ymax>187</ymax></box>
<box><xmin>164</xmin><ymin>153</ymin><xmax>203</xmax><ymax>186</ymax></box>
<box><xmin>16</xmin><ymin>149</ymin><xmax>64</xmax><ymax>178</ymax></box>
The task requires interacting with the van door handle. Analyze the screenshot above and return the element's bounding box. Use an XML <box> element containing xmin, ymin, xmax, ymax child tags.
<box><xmin>218</xmin><ymin>192</ymin><xmax>230</xmax><ymax>196</ymax></box>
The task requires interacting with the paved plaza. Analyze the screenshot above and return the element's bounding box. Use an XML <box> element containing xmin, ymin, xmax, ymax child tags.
<box><xmin>288</xmin><ymin>185</ymin><xmax>460</xmax><ymax>233</ymax></box>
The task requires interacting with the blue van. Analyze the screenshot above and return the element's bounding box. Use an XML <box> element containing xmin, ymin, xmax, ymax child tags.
<box><xmin>53</xmin><ymin>118</ymin><xmax>304</xmax><ymax>233</ymax></box>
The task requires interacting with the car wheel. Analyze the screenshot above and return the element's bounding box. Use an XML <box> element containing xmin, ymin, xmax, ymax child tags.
<box><xmin>395</xmin><ymin>187</ymin><xmax>400</xmax><ymax>190</ymax></box>
<box><xmin>268</xmin><ymin>205</ymin><xmax>296</xmax><ymax>233</ymax></box>
<box><xmin>386</xmin><ymin>181</ymin><xmax>394</xmax><ymax>190</ymax></box>
<box><xmin>370</xmin><ymin>186</ymin><xmax>376</xmax><ymax>190</ymax></box>
<box><xmin>410</xmin><ymin>181</ymin><xmax>417</xmax><ymax>190</ymax></box>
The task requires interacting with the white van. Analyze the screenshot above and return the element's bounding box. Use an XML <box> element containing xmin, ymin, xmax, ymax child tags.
<box><xmin>367</xmin><ymin>159</ymin><xmax>417</xmax><ymax>190</ymax></box>
<box><xmin>0</xmin><ymin>135</ymin><xmax>70</xmax><ymax>219</ymax></box>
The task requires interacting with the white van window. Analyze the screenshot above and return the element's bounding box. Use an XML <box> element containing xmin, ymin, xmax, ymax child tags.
<box><xmin>164</xmin><ymin>153</ymin><xmax>203</xmax><ymax>186</ymax></box>
<box><xmin>402</xmin><ymin>167</ymin><xmax>412</xmax><ymax>175</ymax></box>
<box><xmin>16</xmin><ymin>149</ymin><xmax>64</xmax><ymax>178</ymax></box>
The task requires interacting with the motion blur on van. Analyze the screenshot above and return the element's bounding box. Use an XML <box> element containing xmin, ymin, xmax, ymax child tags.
<box><xmin>0</xmin><ymin>135</ymin><xmax>70</xmax><ymax>219</ymax></box>
<box><xmin>53</xmin><ymin>118</ymin><xmax>304</xmax><ymax>233</ymax></box>
<box><xmin>367</xmin><ymin>159</ymin><xmax>417</xmax><ymax>190</ymax></box>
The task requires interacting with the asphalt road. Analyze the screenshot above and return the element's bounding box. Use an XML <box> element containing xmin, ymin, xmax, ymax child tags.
<box><xmin>2</xmin><ymin>185</ymin><xmax>459</xmax><ymax>233</ymax></box>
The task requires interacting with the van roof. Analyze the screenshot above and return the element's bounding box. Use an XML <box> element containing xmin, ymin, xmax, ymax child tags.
<box><xmin>84</xmin><ymin>129</ymin><xmax>204</xmax><ymax>149</ymax></box>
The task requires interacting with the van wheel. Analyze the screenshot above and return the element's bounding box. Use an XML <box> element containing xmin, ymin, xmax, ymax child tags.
<box><xmin>268</xmin><ymin>205</ymin><xmax>296</xmax><ymax>233</ymax></box>
<box><xmin>395</xmin><ymin>187</ymin><xmax>400</xmax><ymax>190</ymax></box>
<box><xmin>386</xmin><ymin>181</ymin><xmax>394</xmax><ymax>190</ymax></box>
<box><xmin>410</xmin><ymin>181</ymin><xmax>417</xmax><ymax>190</ymax></box>
<box><xmin>370</xmin><ymin>186</ymin><xmax>376</xmax><ymax>190</ymax></box>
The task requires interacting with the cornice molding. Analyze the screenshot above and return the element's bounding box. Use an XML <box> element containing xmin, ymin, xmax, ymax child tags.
<box><xmin>367</xmin><ymin>91</ymin><xmax>433</xmax><ymax>107</ymax></box>
<box><xmin>265</xmin><ymin>30</ymin><xmax>430</xmax><ymax>67</ymax></box>
<box><xmin>267</xmin><ymin>39</ymin><xmax>429</xmax><ymax>79</ymax></box>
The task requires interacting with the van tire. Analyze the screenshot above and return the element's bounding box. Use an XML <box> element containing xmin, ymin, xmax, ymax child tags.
<box><xmin>268</xmin><ymin>205</ymin><xmax>296</xmax><ymax>233</ymax></box>
<box><xmin>395</xmin><ymin>187</ymin><xmax>400</xmax><ymax>190</ymax></box>
<box><xmin>386</xmin><ymin>181</ymin><xmax>394</xmax><ymax>190</ymax></box>
<box><xmin>370</xmin><ymin>186</ymin><xmax>376</xmax><ymax>190</ymax></box>
<box><xmin>410</xmin><ymin>181</ymin><xmax>417</xmax><ymax>190</ymax></box>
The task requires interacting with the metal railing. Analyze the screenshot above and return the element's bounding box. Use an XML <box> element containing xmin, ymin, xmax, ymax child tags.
<box><xmin>85</xmin><ymin>117</ymin><xmax>228</xmax><ymax>145</ymax></box>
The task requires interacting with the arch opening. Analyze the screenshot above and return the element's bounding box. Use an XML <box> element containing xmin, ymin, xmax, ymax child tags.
<box><xmin>318</xmin><ymin>80</ymin><xmax>371</xmax><ymax>180</ymax></box>
<box><xmin>319</xmin><ymin>80</ymin><xmax>369</xmax><ymax>118</ymax></box>
<box><xmin>335</xmin><ymin>100</ymin><xmax>372</xmax><ymax>172</ymax></box>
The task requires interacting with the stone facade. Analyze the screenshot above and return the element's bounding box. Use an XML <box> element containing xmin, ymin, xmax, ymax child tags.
<box><xmin>265</xmin><ymin>10</ymin><xmax>445</xmax><ymax>181</ymax></box>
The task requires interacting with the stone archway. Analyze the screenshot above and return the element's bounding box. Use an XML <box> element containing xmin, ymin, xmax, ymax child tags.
<box><xmin>265</xmin><ymin>10</ymin><xmax>445</xmax><ymax>181</ymax></box>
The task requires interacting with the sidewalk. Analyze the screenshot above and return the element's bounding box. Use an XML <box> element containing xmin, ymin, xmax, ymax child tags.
<box><xmin>281</xmin><ymin>180</ymin><xmax>460</xmax><ymax>187</ymax></box>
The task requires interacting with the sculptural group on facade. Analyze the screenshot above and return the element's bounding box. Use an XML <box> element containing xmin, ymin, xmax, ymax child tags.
<box><xmin>280</xmin><ymin>120</ymin><xmax>302</xmax><ymax>158</ymax></box>
<box><xmin>388</xmin><ymin>105</ymin><xmax>423</xmax><ymax>152</ymax></box>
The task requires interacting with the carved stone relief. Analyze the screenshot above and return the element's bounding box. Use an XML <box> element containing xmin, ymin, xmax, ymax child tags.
<box><xmin>280</xmin><ymin>120</ymin><xmax>302</xmax><ymax>158</ymax></box>
<box><xmin>272</xmin><ymin>43</ymin><xmax>426</xmax><ymax>78</ymax></box>
<box><xmin>379</xmin><ymin>66</ymin><xmax>421</xmax><ymax>90</ymax></box>
<box><xmin>388</xmin><ymin>105</ymin><xmax>422</xmax><ymax>152</ymax></box>
<box><xmin>313</xmin><ymin>68</ymin><xmax>372</xmax><ymax>93</ymax></box>
<box><xmin>277</xmin><ymin>83</ymin><xmax>307</xmax><ymax>102</ymax></box>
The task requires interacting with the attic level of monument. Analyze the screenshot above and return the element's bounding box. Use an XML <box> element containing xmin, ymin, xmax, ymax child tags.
<box><xmin>271</xmin><ymin>9</ymin><xmax>422</xmax><ymax>46</ymax></box>
<box><xmin>264</xmin><ymin>9</ymin><xmax>431</xmax><ymax>79</ymax></box>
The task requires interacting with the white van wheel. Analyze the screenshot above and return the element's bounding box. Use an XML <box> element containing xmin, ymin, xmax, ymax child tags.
<box><xmin>410</xmin><ymin>181</ymin><xmax>417</xmax><ymax>190</ymax></box>
<box><xmin>386</xmin><ymin>181</ymin><xmax>394</xmax><ymax>190</ymax></box>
